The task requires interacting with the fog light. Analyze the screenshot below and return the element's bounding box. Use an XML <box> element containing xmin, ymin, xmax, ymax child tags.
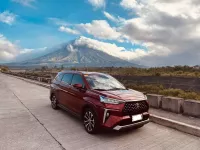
<box><xmin>106</xmin><ymin>112</ymin><xmax>109</xmax><ymax>117</ymax></box>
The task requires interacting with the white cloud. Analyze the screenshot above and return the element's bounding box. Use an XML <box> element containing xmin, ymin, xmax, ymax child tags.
<box><xmin>20</xmin><ymin>48</ymin><xmax>34</xmax><ymax>54</ymax></box>
<box><xmin>49</xmin><ymin>18</ymin><xmax>79</xmax><ymax>35</ymax></box>
<box><xmin>87</xmin><ymin>0</ymin><xmax>105</xmax><ymax>9</ymax></box>
<box><xmin>12</xmin><ymin>0</ymin><xmax>36</xmax><ymax>7</ymax></box>
<box><xmin>0</xmin><ymin>34</ymin><xmax>49</xmax><ymax>62</ymax></box>
<box><xmin>19</xmin><ymin>47</ymin><xmax>47</xmax><ymax>54</ymax></box>
<box><xmin>15</xmin><ymin>47</ymin><xmax>48</xmax><ymax>62</ymax></box>
<box><xmin>59</xmin><ymin>26</ymin><xmax>80</xmax><ymax>35</ymax></box>
<box><xmin>0</xmin><ymin>34</ymin><xmax>19</xmax><ymax>62</ymax></box>
<box><xmin>48</xmin><ymin>17</ymin><xmax>70</xmax><ymax>26</ymax></box>
<box><xmin>78</xmin><ymin>20</ymin><xmax>123</xmax><ymax>41</ymax></box>
<box><xmin>0</xmin><ymin>11</ymin><xmax>17</xmax><ymax>25</ymax></box>
<box><xmin>103</xmin><ymin>11</ymin><xmax>125</xmax><ymax>23</ymax></box>
<box><xmin>118</xmin><ymin>0</ymin><xmax>200</xmax><ymax>66</ymax></box>
<box><xmin>120</xmin><ymin>0</ymin><xmax>144</xmax><ymax>10</ymax></box>
<box><xmin>74</xmin><ymin>36</ymin><xmax>148</xmax><ymax>61</ymax></box>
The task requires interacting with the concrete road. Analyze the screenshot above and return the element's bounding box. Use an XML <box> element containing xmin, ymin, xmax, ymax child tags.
<box><xmin>0</xmin><ymin>73</ymin><xmax>200</xmax><ymax>150</ymax></box>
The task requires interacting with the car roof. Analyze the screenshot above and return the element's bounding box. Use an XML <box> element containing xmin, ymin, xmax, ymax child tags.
<box><xmin>60</xmin><ymin>70</ymin><xmax>108</xmax><ymax>76</ymax></box>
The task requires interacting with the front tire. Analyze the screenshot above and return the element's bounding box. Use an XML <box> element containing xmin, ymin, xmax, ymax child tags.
<box><xmin>83</xmin><ymin>108</ymin><xmax>99</xmax><ymax>134</ymax></box>
<box><xmin>51</xmin><ymin>95</ymin><xmax>58</xmax><ymax>109</ymax></box>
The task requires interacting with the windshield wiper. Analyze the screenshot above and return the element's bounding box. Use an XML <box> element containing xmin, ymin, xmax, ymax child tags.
<box><xmin>93</xmin><ymin>89</ymin><xmax>107</xmax><ymax>91</ymax></box>
<box><xmin>107</xmin><ymin>88</ymin><xmax>126</xmax><ymax>91</ymax></box>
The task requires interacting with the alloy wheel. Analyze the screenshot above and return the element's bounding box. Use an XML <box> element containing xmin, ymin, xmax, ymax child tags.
<box><xmin>51</xmin><ymin>95</ymin><xmax>58</xmax><ymax>109</ymax></box>
<box><xmin>83</xmin><ymin>110</ymin><xmax>95</xmax><ymax>133</ymax></box>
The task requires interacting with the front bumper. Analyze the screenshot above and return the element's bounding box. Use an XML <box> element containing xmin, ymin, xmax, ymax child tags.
<box><xmin>113</xmin><ymin>119</ymin><xmax>149</xmax><ymax>130</ymax></box>
<box><xmin>100</xmin><ymin>107</ymin><xmax>150</xmax><ymax>130</ymax></box>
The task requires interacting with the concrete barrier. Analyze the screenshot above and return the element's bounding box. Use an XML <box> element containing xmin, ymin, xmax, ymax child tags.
<box><xmin>161</xmin><ymin>96</ymin><xmax>183</xmax><ymax>113</ymax></box>
<box><xmin>150</xmin><ymin>114</ymin><xmax>200</xmax><ymax>137</ymax></box>
<box><xmin>183</xmin><ymin>100</ymin><xmax>200</xmax><ymax>118</ymax></box>
<box><xmin>147</xmin><ymin>94</ymin><xmax>163</xmax><ymax>108</ymax></box>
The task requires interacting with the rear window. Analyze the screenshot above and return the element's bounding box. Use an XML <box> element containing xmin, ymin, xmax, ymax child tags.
<box><xmin>61</xmin><ymin>73</ymin><xmax>73</xmax><ymax>84</ymax></box>
<box><xmin>55</xmin><ymin>73</ymin><xmax>63</xmax><ymax>82</ymax></box>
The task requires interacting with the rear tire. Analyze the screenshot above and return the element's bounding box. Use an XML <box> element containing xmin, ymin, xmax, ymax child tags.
<box><xmin>51</xmin><ymin>95</ymin><xmax>58</xmax><ymax>110</ymax></box>
<box><xmin>83</xmin><ymin>108</ymin><xmax>99</xmax><ymax>134</ymax></box>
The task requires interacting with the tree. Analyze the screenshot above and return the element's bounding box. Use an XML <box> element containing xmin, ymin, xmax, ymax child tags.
<box><xmin>54</xmin><ymin>65</ymin><xmax>57</xmax><ymax>69</ymax></box>
<box><xmin>41</xmin><ymin>66</ymin><xmax>48</xmax><ymax>72</ymax></box>
<box><xmin>60</xmin><ymin>65</ymin><xmax>64</xmax><ymax>70</ymax></box>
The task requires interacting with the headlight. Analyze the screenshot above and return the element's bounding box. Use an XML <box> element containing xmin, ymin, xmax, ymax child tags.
<box><xmin>100</xmin><ymin>96</ymin><xmax>125</xmax><ymax>104</ymax></box>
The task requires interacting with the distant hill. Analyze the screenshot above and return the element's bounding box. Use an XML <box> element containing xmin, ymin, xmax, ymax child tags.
<box><xmin>6</xmin><ymin>37</ymin><xmax>143</xmax><ymax>68</ymax></box>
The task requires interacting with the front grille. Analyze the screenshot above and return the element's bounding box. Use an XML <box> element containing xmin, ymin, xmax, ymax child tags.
<box><xmin>123</xmin><ymin>101</ymin><xmax>149</xmax><ymax>115</ymax></box>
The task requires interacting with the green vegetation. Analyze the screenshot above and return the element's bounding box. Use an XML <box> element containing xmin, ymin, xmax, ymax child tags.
<box><xmin>126</xmin><ymin>84</ymin><xmax>200</xmax><ymax>100</ymax></box>
<box><xmin>0</xmin><ymin>66</ymin><xmax>9</xmax><ymax>72</ymax></box>
<box><xmin>21</xmin><ymin>65</ymin><xmax>200</xmax><ymax>78</ymax></box>
<box><xmin>74</xmin><ymin>66</ymin><xmax>200</xmax><ymax>77</ymax></box>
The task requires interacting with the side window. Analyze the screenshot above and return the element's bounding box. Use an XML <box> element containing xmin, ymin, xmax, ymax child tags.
<box><xmin>55</xmin><ymin>73</ymin><xmax>63</xmax><ymax>82</ymax></box>
<box><xmin>71</xmin><ymin>74</ymin><xmax>85</xmax><ymax>87</ymax></box>
<box><xmin>61</xmin><ymin>73</ymin><xmax>73</xmax><ymax>84</ymax></box>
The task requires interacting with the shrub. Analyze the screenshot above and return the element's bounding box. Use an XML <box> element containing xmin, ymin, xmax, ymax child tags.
<box><xmin>127</xmin><ymin>83</ymin><xmax>200</xmax><ymax>100</ymax></box>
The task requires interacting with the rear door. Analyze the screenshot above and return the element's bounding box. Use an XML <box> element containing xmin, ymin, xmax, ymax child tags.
<box><xmin>59</xmin><ymin>73</ymin><xmax>73</xmax><ymax>108</ymax></box>
<box><xmin>52</xmin><ymin>72</ymin><xmax>64</xmax><ymax>104</ymax></box>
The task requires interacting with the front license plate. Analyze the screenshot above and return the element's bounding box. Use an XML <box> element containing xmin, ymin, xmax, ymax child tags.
<box><xmin>132</xmin><ymin>114</ymin><xmax>143</xmax><ymax>122</ymax></box>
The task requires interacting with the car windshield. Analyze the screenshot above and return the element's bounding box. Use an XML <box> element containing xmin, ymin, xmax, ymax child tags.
<box><xmin>85</xmin><ymin>73</ymin><xmax>126</xmax><ymax>91</ymax></box>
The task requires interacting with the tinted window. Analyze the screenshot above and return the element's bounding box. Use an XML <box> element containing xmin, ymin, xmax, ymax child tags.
<box><xmin>55</xmin><ymin>73</ymin><xmax>63</xmax><ymax>82</ymax></box>
<box><xmin>71</xmin><ymin>74</ymin><xmax>85</xmax><ymax>87</ymax></box>
<box><xmin>61</xmin><ymin>73</ymin><xmax>73</xmax><ymax>84</ymax></box>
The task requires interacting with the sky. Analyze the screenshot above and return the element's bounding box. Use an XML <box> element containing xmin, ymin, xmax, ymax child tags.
<box><xmin>0</xmin><ymin>0</ymin><xmax>200</xmax><ymax>66</ymax></box>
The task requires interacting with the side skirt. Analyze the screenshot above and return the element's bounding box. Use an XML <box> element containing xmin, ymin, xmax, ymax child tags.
<box><xmin>58</xmin><ymin>104</ymin><xmax>81</xmax><ymax>119</ymax></box>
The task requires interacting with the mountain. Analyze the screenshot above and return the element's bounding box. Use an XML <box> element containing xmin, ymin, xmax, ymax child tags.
<box><xmin>7</xmin><ymin>37</ymin><xmax>142</xmax><ymax>68</ymax></box>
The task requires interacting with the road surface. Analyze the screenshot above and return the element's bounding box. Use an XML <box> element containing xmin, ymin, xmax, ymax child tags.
<box><xmin>0</xmin><ymin>73</ymin><xmax>200</xmax><ymax>150</ymax></box>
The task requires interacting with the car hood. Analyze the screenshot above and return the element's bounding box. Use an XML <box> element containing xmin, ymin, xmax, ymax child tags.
<box><xmin>97</xmin><ymin>89</ymin><xmax>146</xmax><ymax>101</ymax></box>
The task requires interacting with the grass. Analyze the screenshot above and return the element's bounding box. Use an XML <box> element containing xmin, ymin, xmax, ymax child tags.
<box><xmin>75</xmin><ymin>66</ymin><xmax>200</xmax><ymax>78</ymax></box>
<box><xmin>125</xmin><ymin>83</ymin><xmax>200</xmax><ymax>100</ymax></box>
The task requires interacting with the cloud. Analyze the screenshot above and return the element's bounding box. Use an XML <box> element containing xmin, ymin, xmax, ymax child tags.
<box><xmin>74</xmin><ymin>36</ymin><xmax>148</xmax><ymax>61</ymax></box>
<box><xmin>0</xmin><ymin>11</ymin><xmax>17</xmax><ymax>25</ymax></box>
<box><xmin>103</xmin><ymin>11</ymin><xmax>125</xmax><ymax>23</ymax></box>
<box><xmin>0</xmin><ymin>34</ymin><xmax>50</xmax><ymax>62</ymax></box>
<box><xmin>19</xmin><ymin>47</ymin><xmax>47</xmax><ymax>54</ymax></box>
<box><xmin>120</xmin><ymin>0</ymin><xmax>143</xmax><ymax>10</ymax></box>
<box><xmin>19</xmin><ymin>48</ymin><xmax>33</xmax><ymax>54</ymax></box>
<box><xmin>48</xmin><ymin>18</ymin><xmax>79</xmax><ymax>35</ymax></box>
<box><xmin>48</xmin><ymin>17</ymin><xmax>70</xmax><ymax>26</ymax></box>
<box><xmin>12</xmin><ymin>0</ymin><xmax>36</xmax><ymax>7</ymax></box>
<box><xmin>87</xmin><ymin>0</ymin><xmax>105</xmax><ymax>9</ymax></box>
<box><xmin>78</xmin><ymin>20</ymin><xmax>123</xmax><ymax>41</ymax></box>
<box><xmin>118</xmin><ymin>0</ymin><xmax>200</xmax><ymax>66</ymax></box>
<box><xmin>0</xmin><ymin>34</ymin><xmax>19</xmax><ymax>62</ymax></box>
<box><xmin>59</xmin><ymin>26</ymin><xmax>80</xmax><ymax>35</ymax></box>
<box><xmin>15</xmin><ymin>47</ymin><xmax>48</xmax><ymax>61</ymax></box>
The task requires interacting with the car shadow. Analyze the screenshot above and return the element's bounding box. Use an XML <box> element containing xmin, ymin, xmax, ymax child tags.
<box><xmin>55</xmin><ymin>105</ymin><xmax>141</xmax><ymax>137</ymax></box>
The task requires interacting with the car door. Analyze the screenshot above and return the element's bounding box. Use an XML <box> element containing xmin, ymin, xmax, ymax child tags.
<box><xmin>52</xmin><ymin>72</ymin><xmax>64</xmax><ymax>104</ymax></box>
<box><xmin>59</xmin><ymin>73</ymin><xmax>73</xmax><ymax>108</ymax></box>
<box><xmin>69</xmin><ymin>74</ymin><xmax>87</xmax><ymax>114</ymax></box>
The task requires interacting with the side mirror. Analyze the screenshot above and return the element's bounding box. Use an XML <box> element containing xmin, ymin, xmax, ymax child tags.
<box><xmin>73</xmin><ymin>84</ymin><xmax>83</xmax><ymax>89</ymax></box>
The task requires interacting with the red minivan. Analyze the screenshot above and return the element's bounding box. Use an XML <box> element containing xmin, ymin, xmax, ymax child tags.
<box><xmin>50</xmin><ymin>71</ymin><xmax>149</xmax><ymax>134</ymax></box>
